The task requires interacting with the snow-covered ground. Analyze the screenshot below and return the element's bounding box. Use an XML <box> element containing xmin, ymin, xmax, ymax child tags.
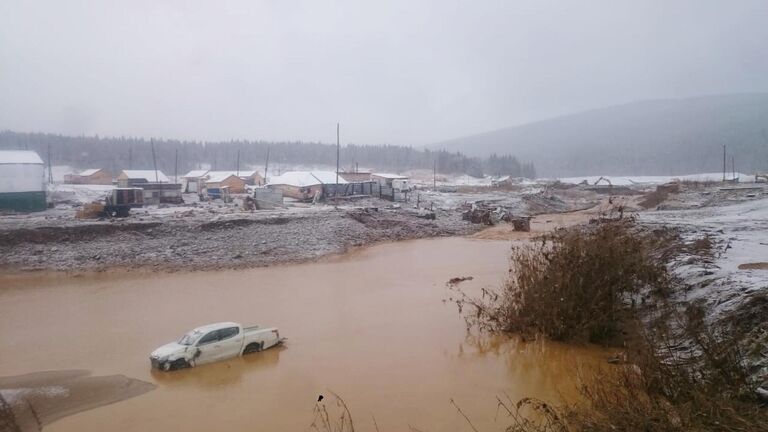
<box><xmin>641</xmin><ymin>198</ymin><xmax>768</xmax><ymax>380</ymax></box>
<box><xmin>48</xmin><ymin>183</ymin><xmax>114</xmax><ymax>205</ymax></box>
<box><xmin>556</xmin><ymin>172</ymin><xmax>754</xmax><ymax>186</ymax></box>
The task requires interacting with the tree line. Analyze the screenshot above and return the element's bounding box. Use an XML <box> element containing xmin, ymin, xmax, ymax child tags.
<box><xmin>0</xmin><ymin>131</ymin><xmax>536</xmax><ymax>179</ymax></box>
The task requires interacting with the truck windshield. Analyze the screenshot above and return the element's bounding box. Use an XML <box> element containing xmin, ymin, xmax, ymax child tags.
<box><xmin>178</xmin><ymin>330</ymin><xmax>203</xmax><ymax>346</ymax></box>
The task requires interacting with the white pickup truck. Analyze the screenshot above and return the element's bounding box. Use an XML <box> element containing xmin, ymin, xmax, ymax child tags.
<box><xmin>150</xmin><ymin>322</ymin><xmax>283</xmax><ymax>371</ymax></box>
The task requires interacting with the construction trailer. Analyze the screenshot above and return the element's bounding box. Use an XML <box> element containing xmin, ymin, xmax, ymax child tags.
<box><xmin>371</xmin><ymin>173</ymin><xmax>409</xmax><ymax>190</ymax></box>
<box><xmin>0</xmin><ymin>150</ymin><xmax>47</xmax><ymax>212</ymax></box>
<box><xmin>140</xmin><ymin>183</ymin><xmax>183</xmax><ymax>205</ymax></box>
<box><xmin>104</xmin><ymin>188</ymin><xmax>144</xmax><ymax>217</ymax></box>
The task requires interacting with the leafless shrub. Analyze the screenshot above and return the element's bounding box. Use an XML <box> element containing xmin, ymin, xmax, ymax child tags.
<box><xmin>450</xmin><ymin>219</ymin><xmax>674</xmax><ymax>343</ymax></box>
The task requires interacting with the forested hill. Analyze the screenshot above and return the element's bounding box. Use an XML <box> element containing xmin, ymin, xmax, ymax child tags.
<box><xmin>0</xmin><ymin>131</ymin><xmax>535</xmax><ymax>179</ymax></box>
<box><xmin>433</xmin><ymin>93</ymin><xmax>768</xmax><ymax>177</ymax></box>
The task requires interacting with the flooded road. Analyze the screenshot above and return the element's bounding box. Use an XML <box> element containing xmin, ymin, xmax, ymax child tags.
<box><xmin>0</xmin><ymin>237</ymin><xmax>608</xmax><ymax>431</ymax></box>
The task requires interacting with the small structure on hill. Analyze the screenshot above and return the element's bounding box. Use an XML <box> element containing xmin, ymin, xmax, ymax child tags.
<box><xmin>0</xmin><ymin>150</ymin><xmax>46</xmax><ymax>212</ymax></box>
<box><xmin>64</xmin><ymin>168</ymin><xmax>113</xmax><ymax>185</ymax></box>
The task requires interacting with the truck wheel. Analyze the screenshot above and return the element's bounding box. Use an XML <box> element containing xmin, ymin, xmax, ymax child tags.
<box><xmin>244</xmin><ymin>343</ymin><xmax>262</xmax><ymax>354</ymax></box>
<box><xmin>163</xmin><ymin>359</ymin><xmax>188</xmax><ymax>371</ymax></box>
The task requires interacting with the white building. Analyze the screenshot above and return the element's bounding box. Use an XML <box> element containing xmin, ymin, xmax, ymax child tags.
<box><xmin>0</xmin><ymin>150</ymin><xmax>47</xmax><ymax>212</ymax></box>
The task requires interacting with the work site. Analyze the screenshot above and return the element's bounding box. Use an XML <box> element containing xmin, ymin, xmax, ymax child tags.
<box><xmin>2</xmin><ymin>2</ymin><xmax>768</xmax><ymax>432</ymax></box>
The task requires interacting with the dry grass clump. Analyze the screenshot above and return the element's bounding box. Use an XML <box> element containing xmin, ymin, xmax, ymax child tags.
<box><xmin>451</xmin><ymin>219</ymin><xmax>673</xmax><ymax>343</ymax></box>
<box><xmin>75</xmin><ymin>202</ymin><xmax>105</xmax><ymax>219</ymax></box>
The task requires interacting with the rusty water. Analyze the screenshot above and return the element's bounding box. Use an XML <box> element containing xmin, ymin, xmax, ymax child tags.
<box><xmin>0</xmin><ymin>237</ymin><xmax>609</xmax><ymax>431</ymax></box>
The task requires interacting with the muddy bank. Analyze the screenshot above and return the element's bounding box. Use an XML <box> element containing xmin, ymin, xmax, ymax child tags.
<box><xmin>0</xmin><ymin>206</ymin><xmax>480</xmax><ymax>273</ymax></box>
<box><xmin>0</xmin><ymin>370</ymin><xmax>154</xmax><ymax>432</ymax></box>
<box><xmin>0</xmin><ymin>188</ymin><xmax>604</xmax><ymax>273</ymax></box>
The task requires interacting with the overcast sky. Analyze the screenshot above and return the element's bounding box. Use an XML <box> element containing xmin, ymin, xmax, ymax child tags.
<box><xmin>1</xmin><ymin>0</ymin><xmax>767</xmax><ymax>146</ymax></box>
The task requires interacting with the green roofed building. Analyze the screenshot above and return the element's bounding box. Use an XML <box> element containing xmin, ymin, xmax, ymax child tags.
<box><xmin>0</xmin><ymin>150</ymin><xmax>47</xmax><ymax>212</ymax></box>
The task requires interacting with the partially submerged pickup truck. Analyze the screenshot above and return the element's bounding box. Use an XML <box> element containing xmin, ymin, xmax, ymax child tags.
<box><xmin>150</xmin><ymin>322</ymin><xmax>283</xmax><ymax>371</ymax></box>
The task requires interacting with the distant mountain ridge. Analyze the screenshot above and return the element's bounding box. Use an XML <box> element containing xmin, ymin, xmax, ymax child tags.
<box><xmin>432</xmin><ymin>93</ymin><xmax>768</xmax><ymax>177</ymax></box>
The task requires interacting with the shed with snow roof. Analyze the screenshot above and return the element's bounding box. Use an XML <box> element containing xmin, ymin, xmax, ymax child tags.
<box><xmin>64</xmin><ymin>168</ymin><xmax>113</xmax><ymax>185</ymax></box>
<box><xmin>371</xmin><ymin>173</ymin><xmax>409</xmax><ymax>190</ymax></box>
<box><xmin>0</xmin><ymin>150</ymin><xmax>47</xmax><ymax>212</ymax></box>
<box><xmin>203</xmin><ymin>171</ymin><xmax>247</xmax><ymax>194</ymax></box>
<box><xmin>181</xmin><ymin>170</ymin><xmax>209</xmax><ymax>193</ymax></box>
<box><xmin>116</xmin><ymin>170</ymin><xmax>170</xmax><ymax>187</ymax></box>
<box><xmin>235</xmin><ymin>170</ymin><xmax>264</xmax><ymax>186</ymax></box>
<box><xmin>266</xmin><ymin>171</ymin><xmax>347</xmax><ymax>201</ymax></box>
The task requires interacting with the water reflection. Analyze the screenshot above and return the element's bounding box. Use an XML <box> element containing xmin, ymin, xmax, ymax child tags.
<box><xmin>150</xmin><ymin>345</ymin><xmax>284</xmax><ymax>390</ymax></box>
<box><xmin>459</xmin><ymin>332</ymin><xmax>607</xmax><ymax>401</ymax></box>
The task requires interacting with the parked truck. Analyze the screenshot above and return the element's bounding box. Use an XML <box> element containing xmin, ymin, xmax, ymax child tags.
<box><xmin>149</xmin><ymin>321</ymin><xmax>283</xmax><ymax>371</ymax></box>
<box><xmin>103</xmin><ymin>188</ymin><xmax>143</xmax><ymax>217</ymax></box>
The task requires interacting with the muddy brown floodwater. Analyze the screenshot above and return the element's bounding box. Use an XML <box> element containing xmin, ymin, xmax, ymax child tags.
<box><xmin>0</xmin><ymin>236</ymin><xmax>609</xmax><ymax>432</ymax></box>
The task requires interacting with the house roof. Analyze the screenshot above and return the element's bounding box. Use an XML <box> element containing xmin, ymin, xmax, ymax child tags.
<box><xmin>267</xmin><ymin>171</ymin><xmax>348</xmax><ymax>187</ymax></box>
<box><xmin>78</xmin><ymin>168</ymin><xmax>103</xmax><ymax>176</ymax></box>
<box><xmin>237</xmin><ymin>170</ymin><xmax>259</xmax><ymax>178</ymax></box>
<box><xmin>182</xmin><ymin>169</ymin><xmax>209</xmax><ymax>178</ymax></box>
<box><xmin>372</xmin><ymin>173</ymin><xmax>409</xmax><ymax>179</ymax></box>
<box><xmin>121</xmin><ymin>170</ymin><xmax>170</xmax><ymax>182</ymax></box>
<box><xmin>0</xmin><ymin>150</ymin><xmax>44</xmax><ymax>165</ymax></box>
<box><xmin>205</xmin><ymin>171</ymin><xmax>243</xmax><ymax>183</ymax></box>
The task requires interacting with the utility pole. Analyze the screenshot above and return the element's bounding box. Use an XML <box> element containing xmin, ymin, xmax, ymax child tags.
<box><xmin>264</xmin><ymin>146</ymin><xmax>270</xmax><ymax>184</ymax></box>
<box><xmin>174</xmin><ymin>148</ymin><xmax>178</xmax><ymax>184</ymax></box>
<box><xmin>236</xmin><ymin>148</ymin><xmax>240</xmax><ymax>177</ymax></box>
<box><xmin>433</xmin><ymin>159</ymin><xmax>437</xmax><ymax>190</ymax></box>
<box><xmin>47</xmin><ymin>143</ymin><xmax>53</xmax><ymax>184</ymax></box>
<box><xmin>151</xmin><ymin>139</ymin><xmax>159</xmax><ymax>182</ymax></box>
<box><xmin>333</xmin><ymin>123</ymin><xmax>341</xmax><ymax>205</ymax></box>
<box><xmin>722</xmin><ymin>144</ymin><xmax>727</xmax><ymax>182</ymax></box>
<box><xmin>336</xmin><ymin>123</ymin><xmax>340</xmax><ymax>196</ymax></box>
<box><xmin>732</xmin><ymin>155</ymin><xmax>736</xmax><ymax>181</ymax></box>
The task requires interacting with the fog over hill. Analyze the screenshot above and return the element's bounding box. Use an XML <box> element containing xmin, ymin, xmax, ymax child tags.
<box><xmin>433</xmin><ymin>93</ymin><xmax>768</xmax><ymax>178</ymax></box>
